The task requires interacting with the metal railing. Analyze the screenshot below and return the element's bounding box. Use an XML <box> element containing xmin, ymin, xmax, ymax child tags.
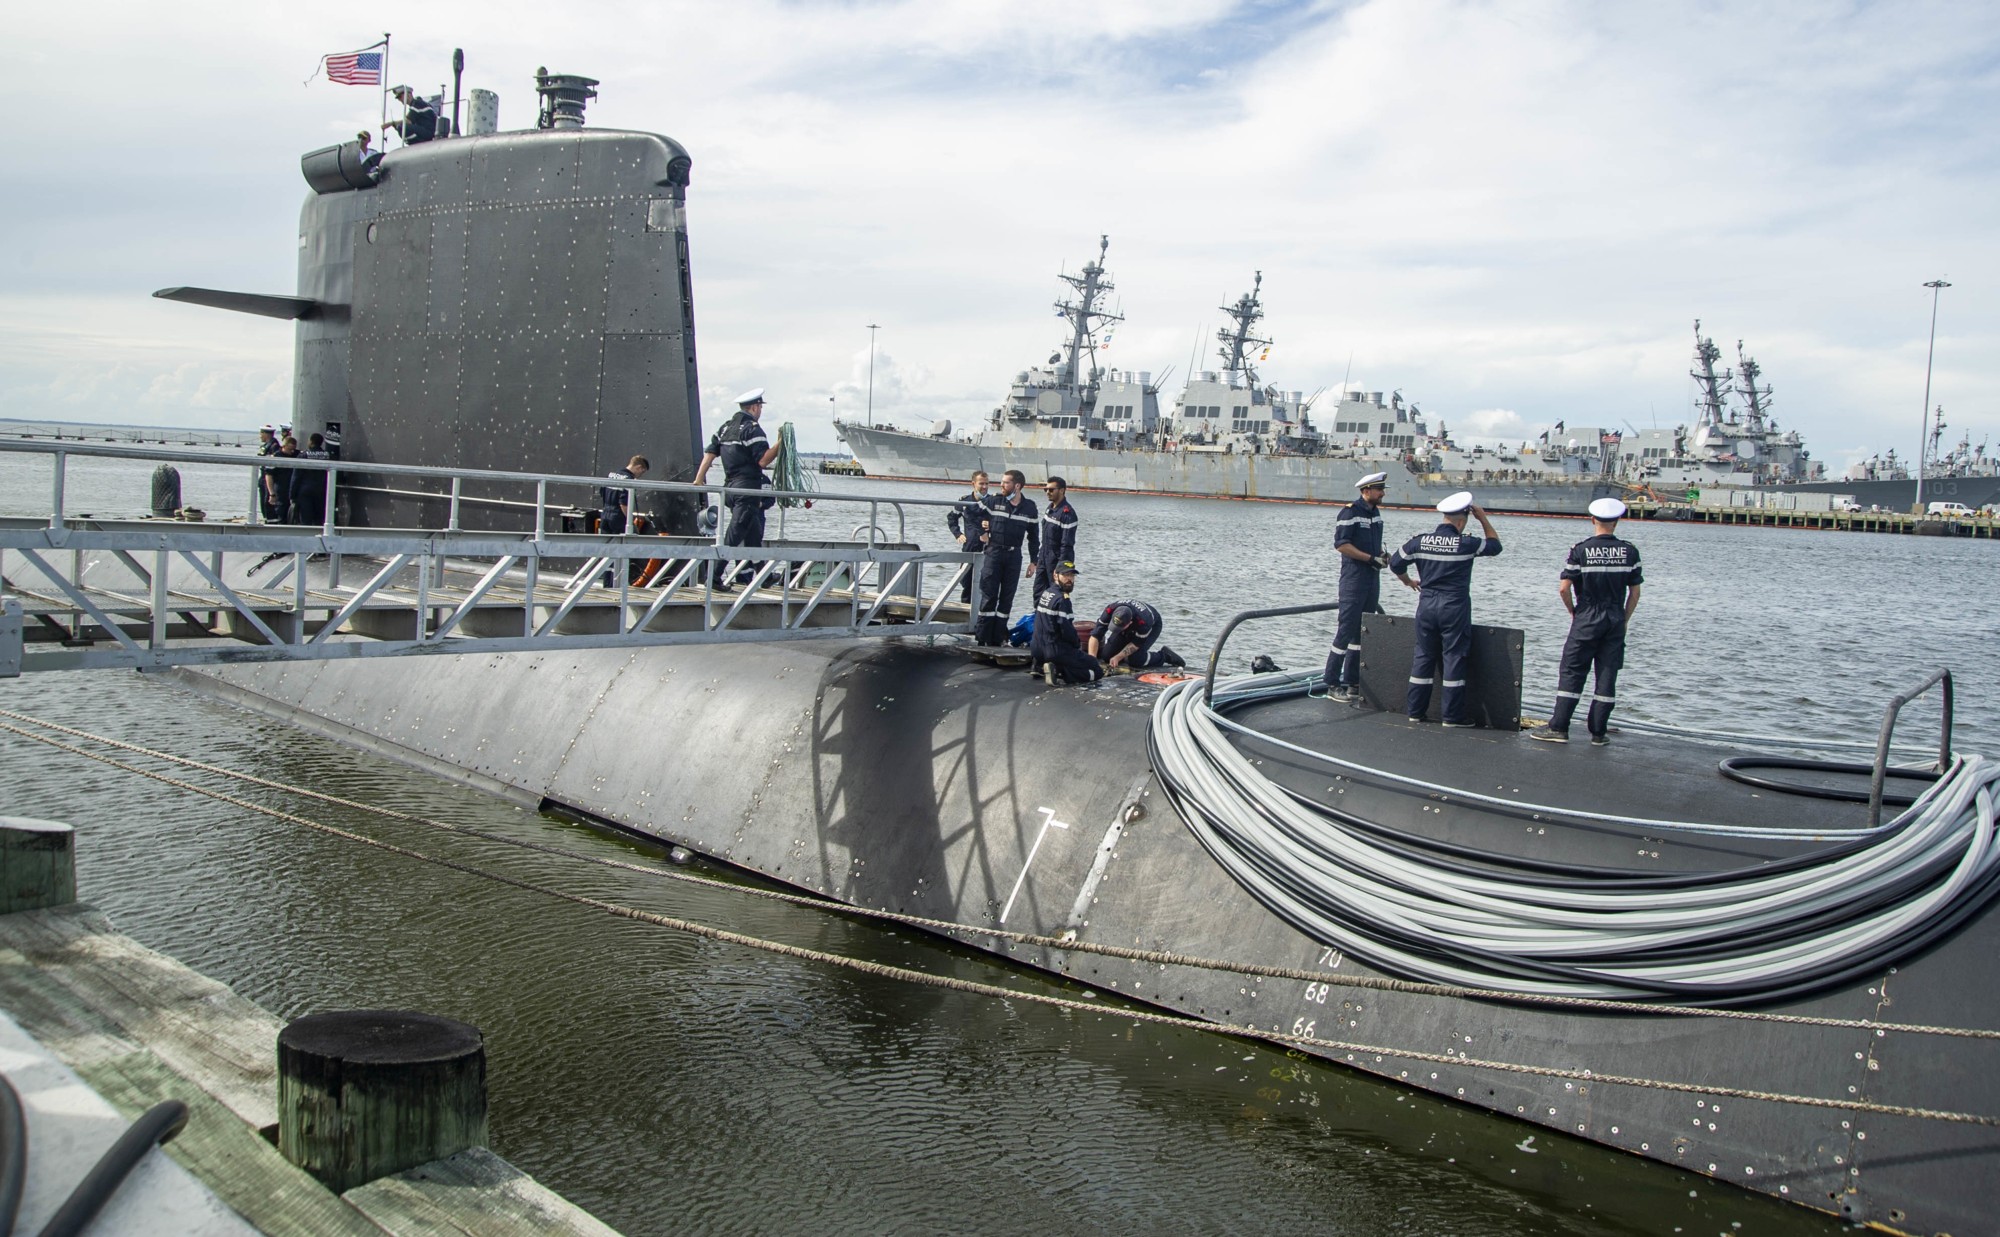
<box><xmin>0</xmin><ymin>441</ymin><xmax>978</xmax><ymax>675</ymax></box>
<box><xmin>1868</xmin><ymin>668</ymin><xmax>1955</xmax><ymax>826</ymax></box>
<box><xmin>1202</xmin><ymin>601</ymin><xmax>1338</xmax><ymax>703</ymax></box>
<box><xmin>0</xmin><ymin>438</ymin><xmax>925</xmax><ymax>544</ymax></box>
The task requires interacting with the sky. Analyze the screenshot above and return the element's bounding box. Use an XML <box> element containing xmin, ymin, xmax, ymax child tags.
<box><xmin>5</xmin><ymin>0</ymin><xmax>1995</xmax><ymax>469</ymax></box>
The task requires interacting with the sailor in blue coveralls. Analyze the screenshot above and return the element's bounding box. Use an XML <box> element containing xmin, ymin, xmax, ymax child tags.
<box><xmin>1388</xmin><ymin>491</ymin><xmax>1501</xmax><ymax>725</ymax></box>
<box><xmin>975</xmin><ymin>469</ymin><xmax>1040</xmax><ymax>645</ymax></box>
<box><xmin>1529</xmin><ymin>497</ymin><xmax>1644</xmax><ymax>746</ymax></box>
<box><xmin>1031</xmin><ymin>561</ymin><xmax>1102</xmax><ymax>685</ymax></box>
<box><xmin>945</xmin><ymin>470</ymin><xmax>992</xmax><ymax>602</ymax></box>
<box><xmin>1325</xmin><ymin>472</ymin><xmax>1390</xmax><ymax>701</ymax></box>
<box><xmin>1032</xmin><ymin>476</ymin><xmax>1079</xmax><ymax>589</ymax></box>
<box><xmin>693</xmin><ymin>388</ymin><xmax>782</xmax><ymax>585</ymax></box>
<box><xmin>1089</xmin><ymin>600</ymin><xmax>1184</xmax><ymax>670</ymax></box>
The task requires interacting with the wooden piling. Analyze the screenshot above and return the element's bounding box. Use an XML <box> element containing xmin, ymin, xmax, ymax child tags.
<box><xmin>277</xmin><ymin>1010</ymin><xmax>488</xmax><ymax>1193</ymax></box>
<box><xmin>0</xmin><ymin>817</ymin><xmax>76</xmax><ymax>914</ymax></box>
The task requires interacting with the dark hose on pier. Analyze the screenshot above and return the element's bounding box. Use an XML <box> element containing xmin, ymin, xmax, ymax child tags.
<box><xmin>0</xmin><ymin>1073</ymin><xmax>25</xmax><ymax>1237</ymax></box>
<box><xmin>34</xmin><ymin>1100</ymin><xmax>188</xmax><ymax>1237</ymax></box>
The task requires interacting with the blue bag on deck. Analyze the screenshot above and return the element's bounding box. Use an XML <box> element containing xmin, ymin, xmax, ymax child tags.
<box><xmin>1008</xmin><ymin>614</ymin><xmax>1035</xmax><ymax>647</ymax></box>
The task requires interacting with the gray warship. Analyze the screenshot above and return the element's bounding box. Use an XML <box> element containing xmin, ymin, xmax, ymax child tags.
<box><xmin>837</xmin><ymin>245</ymin><xmax>2000</xmax><ymax>514</ymax></box>
<box><xmin>86</xmin><ymin>66</ymin><xmax>2000</xmax><ymax>1234</ymax></box>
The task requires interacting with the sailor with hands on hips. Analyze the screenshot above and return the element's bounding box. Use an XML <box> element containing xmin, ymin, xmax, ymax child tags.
<box><xmin>1325</xmin><ymin>471</ymin><xmax>1390</xmax><ymax>702</ymax></box>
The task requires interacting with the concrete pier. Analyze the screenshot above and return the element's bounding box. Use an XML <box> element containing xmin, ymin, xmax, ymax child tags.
<box><xmin>1626</xmin><ymin>500</ymin><xmax>1998</xmax><ymax>537</ymax></box>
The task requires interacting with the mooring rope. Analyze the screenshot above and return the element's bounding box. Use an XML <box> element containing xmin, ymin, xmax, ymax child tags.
<box><xmin>3</xmin><ymin>706</ymin><xmax>1998</xmax><ymax>1042</ymax></box>
<box><xmin>1</xmin><ymin>711</ymin><xmax>1995</xmax><ymax>1126</ymax></box>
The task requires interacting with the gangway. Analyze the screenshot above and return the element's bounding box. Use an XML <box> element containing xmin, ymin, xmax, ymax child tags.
<box><xmin>0</xmin><ymin>441</ymin><xmax>982</xmax><ymax>676</ymax></box>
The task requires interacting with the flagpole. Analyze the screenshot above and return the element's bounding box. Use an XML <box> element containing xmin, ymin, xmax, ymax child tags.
<box><xmin>378</xmin><ymin>33</ymin><xmax>392</xmax><ymax>141</ymax></box>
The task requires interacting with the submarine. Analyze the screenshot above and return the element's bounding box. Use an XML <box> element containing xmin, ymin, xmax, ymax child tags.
<box><xmin>148</xmin><ymin>68</ymin><xmax>2000</xmax><ymax>1234</ymax></box>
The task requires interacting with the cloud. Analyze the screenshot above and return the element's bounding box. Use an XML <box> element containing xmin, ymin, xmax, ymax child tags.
<box><xmin>1452</xmin><ymin>408</ymin><xmax>1531</xmax><ymax>446</ymax></box>
<box><xmin>4</xmin><ymin>0</ymin><xmax>1995</xmax><ymax>458</ymax></box>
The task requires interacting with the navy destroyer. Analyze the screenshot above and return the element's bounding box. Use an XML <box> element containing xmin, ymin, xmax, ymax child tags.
<box><xmin>62</xmin><ymin>65</ymin><xmax>2000</xmax><ymax>1234</ymax></box>
<box><xmin>837</xmin><ymin>247</ymin><xmax>2000</xmax><ymax>514</ymax></box>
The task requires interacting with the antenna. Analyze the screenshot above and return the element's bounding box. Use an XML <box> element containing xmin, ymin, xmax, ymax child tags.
<box><xmin>1341</xmin><ymin>350</ymin><xmax>1353</xmax><ymax>395</ymax></box>
<box><xmin>1184</xmin><ymin>324</ymin><xmax>1204</xmax><ymax>385</ymax></box>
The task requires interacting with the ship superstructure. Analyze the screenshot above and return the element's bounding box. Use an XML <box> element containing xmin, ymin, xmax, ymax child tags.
<box><xmin>836</xmin><ymin>249</ymin><xmax>2000</xmax><ymax>512</ymax></box>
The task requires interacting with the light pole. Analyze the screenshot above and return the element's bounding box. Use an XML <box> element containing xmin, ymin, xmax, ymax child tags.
<box><xmin>866</xmin><ymin>323</ymin><xmax>880</xmax><ymax>428</ymax></box>
<box><xmin>1916</xmin><ymin>279</ymin><xmax>1950</xmax><ymax>512</ymax></box>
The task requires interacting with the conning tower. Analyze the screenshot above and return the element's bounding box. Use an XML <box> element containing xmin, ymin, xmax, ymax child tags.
<box><xmin>164</xmin><ymin>69</ymin><xmax>702</xmax><ymax>531</ymax></box>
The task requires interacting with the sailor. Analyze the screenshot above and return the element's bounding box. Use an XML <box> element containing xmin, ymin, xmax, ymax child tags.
<box><xmin>291</xmin><ymin>432</ymin><xmax>332</xmax><ymax>525</ymax></box>
<box><xmin>945</xmin><ymin>470</ymin><xmax>991</xmax><ymax>603</ymax></box>
<box><xmin>694</xmin><ymin>389</ymin><xmax>782</xmax><ymax>586</ymax></box>
<box><xmin>384</xmin><ymin>86</ymin><xmax>438</xmax><ymax>146</ymax></box>
<box><xmin>1529</xmin><ymin>498</ymin><xmax>1643</xmax><ymax>746</ymax></box>
<box><xmin>1031</xmin><ymin>561</ymin><xmax>1102</xmax><ymax>686</ymax></box>
<box><xmin>1388</xmin><ymin>491</ymin><xmax>1501</xmax><ymax>726</ymax></box>
<box><xmin>1032</xmin><ymin>476</ymin><xmax>1079</xmax><ymax>586</ymax></box>
<box><xmin>265</xmin><ymin>433</ymin><xmax>300</xmax><ymax>523</ymax></box>
<box><xmin>1324</xmin><ymin>472</ymin><xmax>1390</xmax><ymax>702</ymax></box>
<box><xmin>600</xmin><ymin>454</ymin><xmax>650</xmax><ymax>535</ymax></box>
<box><xmin>973</xmin><ymin>469</ymin><xmax>1039</xmax><ymax>645</ymax></box>
<box><xmin>1089</xmin><ymin>600</ymin><xmax>1185</xmax><ymax>670</ymax></box>
<box><xmin>256</xmin><ymin>426</ymin><xmax>284</xmax><ymax>522</ymax></box>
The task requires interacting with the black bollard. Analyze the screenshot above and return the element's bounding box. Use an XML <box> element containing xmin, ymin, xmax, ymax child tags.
<box><xmin>0</xmin><ymin>817</ymin><xmax>76</xmax><ymax>914</ymax></box>
<box><xmin>149</xmin><ymin>464</ymin><xmax>182</xmax><ymax>518</ymax></box>
<box><xmin>276</xmin><ymin>1010</ymin><xmax>487</xmax><ymax>1192</ymax></box>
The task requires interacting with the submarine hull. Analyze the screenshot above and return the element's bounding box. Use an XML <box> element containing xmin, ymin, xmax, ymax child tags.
<box><xmin>175</xmin><ymin>640</ymin><xmax>2000</xmax><ymax>1234</ymax></box>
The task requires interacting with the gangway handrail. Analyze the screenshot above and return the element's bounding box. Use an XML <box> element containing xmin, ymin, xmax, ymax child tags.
<box><xmin>1202</xmin><ymin>600</ymin><xmax>1340</xmax><ymax>704</ymax></box>
<box><xmin>0</xmin><ymin>439</ymin><xmax>958</xmax><ymax>535</ymax></box>
<box><xmin>1868</xmin><ymin>668</ymin><xmax>1954</xmax><ymax>827</ymax></box>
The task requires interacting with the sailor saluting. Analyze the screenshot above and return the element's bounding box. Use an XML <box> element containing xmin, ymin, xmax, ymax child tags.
<box><xmin>1325</xmin><ymin>471</ymin><xmax>1389</xmax><ymax>702</ymax></box>
<box><xmin>1388</xmin><ymin>491</ymin><xmax>1501</xmax><ymax>726</ymax></box>
<box><xmin>1529</xmin><ymin>497</ymin><xmax>1644</xmax><ymax>746</ymax></box>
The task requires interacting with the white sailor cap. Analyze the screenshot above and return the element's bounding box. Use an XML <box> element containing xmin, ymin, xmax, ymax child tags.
<box><xmin>1437</xmin><ymin>491</ymin><xmax>1474</xmax><ymax>515</ymax></box>
<box><xmin>1588</xmin><ymin>497</ymin><xmax>1628</xmax><ymax>521</ymax></box>
<box><xmin>735</xmin><ymin>387</ymin><xmax>766</xmax><ymax>406</ymax></box>
<box><xmin>260</xmin><ymin>425</ymin><xmax>276</xmax><ymax>433</ymax></box>
<box><xmin>1356</xmin><ymin>472</ymin><xmax>1388</xmax><ymax>490</ymax></box>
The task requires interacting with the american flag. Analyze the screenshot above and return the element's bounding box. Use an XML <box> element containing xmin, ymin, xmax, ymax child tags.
<box><xmin>324</xmin><ymin>50</ymin><xmax>382</xmax><ymax>86</ymax></box>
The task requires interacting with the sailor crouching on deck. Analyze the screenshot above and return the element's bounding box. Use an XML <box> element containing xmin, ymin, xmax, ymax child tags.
<box><xmin>1530</xmin><ymin>497</ymin><xmax>1644</xmax><ymax>746</ymax></box>
<box><xmin>1032</xmin><ymin>561</ymin><xmax>1102</xmax><ymax>686</ymax></box>
<box><xmin>1325</xmin><ymin>471</ymin><xmax>1389</xmax><ymax>702</ymax></box>
<box><xmin>1389</xmin><ymin>491</ymin><xmax>1501</xmax><ymax>726</ymax></box>
<box><xmin>974</xmin><ymin>469</ymin><xmax>1040</xmax><ymax>645</ymax></box>
<box><xmin>694</xmin><ymin>388</ymin><xmax>782</xmax><ymax>586</ymax></box>
<box><xmin>1089</xmin><ymin>600</ymin><xmax>1184</xmax><ymax>670</ymax></box>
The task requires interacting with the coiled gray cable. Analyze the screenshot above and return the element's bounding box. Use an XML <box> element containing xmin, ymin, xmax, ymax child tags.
<box><xmin>1149</xmin><ymin>672</ymin><xmax>2000</xmax><ymax>1003</ymax></box>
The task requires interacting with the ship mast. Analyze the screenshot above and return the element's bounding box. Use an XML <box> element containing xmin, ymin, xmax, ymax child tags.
<box><xmin>1052</xmin><ymin>235</ymin><xmax>1122</xmax><ymax>395</ymax></box>
<box><xmin>1734</xmin><ymin>340</ymin><xmax>1773</xmax><ymax>433</ymax></box>
<box><xmin>1690</xmin><ymin>319</ymin><xmax>1731</xmax><ymax>427</ymax></box>
<box><xmin>1216</xmin><ymin>272</ymin><xmax>1273</xmax><ymax>385</ymax></box>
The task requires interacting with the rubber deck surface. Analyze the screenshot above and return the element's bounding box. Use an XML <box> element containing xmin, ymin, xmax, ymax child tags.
<box><xmin>1228</xmin><ymin>696</ymin><xmax>1880</xmax><ymax>873</ymax></box>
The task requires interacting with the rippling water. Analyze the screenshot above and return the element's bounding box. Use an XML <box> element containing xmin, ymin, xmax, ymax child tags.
<box><xmin>7</xmin><ymin>450</ymin><xmax>1987</xmax><ymax>1234</ymax></box>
